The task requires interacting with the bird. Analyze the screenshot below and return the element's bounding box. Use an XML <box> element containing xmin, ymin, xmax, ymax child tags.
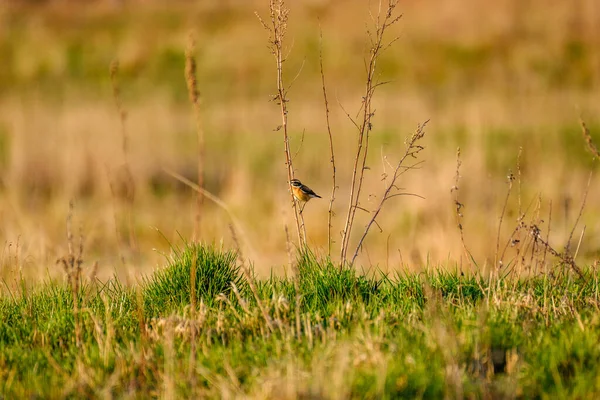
<box><xmin>290</xmin><ymin>178</ymin><xmax>321</xmax><ymax>212</ymax></box>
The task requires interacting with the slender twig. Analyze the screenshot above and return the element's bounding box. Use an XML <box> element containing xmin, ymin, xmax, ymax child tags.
<box><xmin>109</xmin><ymin>61</ymin><xmax>129</xmax><ymax>163</ymax></box>
<box><xmin>565</xmin><ymin>170</ymin><xmax>592</xmax><ymax>256</ymax></box>
<box><xmin>350</xmin><ymin>120</ymin><xmax>427</xmax><ymax>266</ymax></box>
<box><xmin>319</xmin><ymin>27</ymin><xmax>337</xmax><ymax>258</ymax></box>
<box><xmin>257</xmin><ymin>0</ymin><xmax>305</xmax><ymax>246</ymax></box>
<box><xmin>164</xmin><ymin>168</ymin><xmax>255</xmax><ymax>260</ymax></box>
<box><xmin>292</xmin><ymin>129</ymin><xmax>306</xmax><ymax>161</ymax></box>
<box><xmin>495</xmin><ymin>171</ymin><xmax>515</xmax><ymax>270</ymax></box>
<box><xmin>340</xmin><ymin>0</ymin><xmax>401</xmax><ymax>265</ymax></box>
<box><xmin>529</xmin><ymin>223</ymin><xmax>584</xmax><ymax>279</ymax></box>
<box><xmin>57</xmin><ymin>201</ymin><xmax>83</xmax><ymax>348</ymax></box>
<box><xmin>581</xmin><ymin>119</ymin><xmax>600</xmax><ymax>158</ymax></box>
<box><xmin>451</xmin><ymin>147</ymin><xmax>472</xmax><ymax>266</ymax></box>
<box><xmin>542</xmin><ymin>200</ymin><xmax>552</xmax><ymax>269</ymax></box>
<box><xmin>185</xmin><ymin>35</ymin><xmax>205</xmax><ymax>241</ymax></box>
<box><xmin>109</xmin><ymin>61</ymin><xmax>137</xmax><ymax>253</ymax></box>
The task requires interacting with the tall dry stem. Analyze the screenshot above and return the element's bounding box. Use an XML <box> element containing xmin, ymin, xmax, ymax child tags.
<box><xmin>451</xmin><ymin>147</ymin><xmax>472</xmax><ymax>267</ymax></box>
<box><xmin>581</xmin><ymin>119</ymin><xmax>600</xmax><ymax>158</ymax></box>
<box><xmin>57</xmin><ymin>201</ymin><xmax>83</xmax><ymax>348</ymax></box>
<box><xmin>109</xmin><ymin>61</ymin><xmax>137</xmax><ymax>254</ymax></box>
<box><xmin>257</xmin><ymin>0</ymin><xmax>305</xmax><ymax>246</ymax></box>
<box><xmin>340</xmin><ymin>0</ymin><xmax>401</xmax><ymax>265</ymax></box>
<box><xmin>494</xmin><ymin>171</ymin><xmax>515</xmax><ymax>271</ymax></box>
<box><xmin>185</xmin><ymin>35</ymin><xmax>205</xmax><ymax>241</ymax></box>
<box><xmin>319</xmin><ymin>28</ymin><xmax>336</xmax><ymax>257</ymax></box>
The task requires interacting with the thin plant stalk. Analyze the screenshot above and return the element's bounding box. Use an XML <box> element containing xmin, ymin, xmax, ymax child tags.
<box><xmin>451</xmin><ymin>147</ymin><xmax>472</xmax><ymax>268</ymax></box>
<box><xmin>109</xmin><ymin>61</ymin><xmax>137</xmax><ymax>255</ymax></box>
<box><xmin>257</xmin><ymin>0</ymin><xmax>305</xmax><ymax>246</ymax></box>
<box><xmin>340</xmin><ymin>1</ymin><xmax>401</xmax><ymax>265</ymax></box>
<box><xmin>319</xmin><ymin>28</ymin><xmax>336</xmax><ymax>257</ymax></box>
<box><xmin>185</xmin><ymin>35</ymin><xmax>205</xmax><ymax>241</ymax></box>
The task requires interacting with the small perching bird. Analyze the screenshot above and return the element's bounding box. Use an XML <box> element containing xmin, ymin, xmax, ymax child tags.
<box><xmin>290</xmin><ymin>178</ymin><xmax>321</xmax><ymax>212</ymax></box>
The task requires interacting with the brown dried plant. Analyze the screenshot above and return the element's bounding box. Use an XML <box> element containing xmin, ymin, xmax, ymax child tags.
<box><xmin>339</xmin><ymin>0</ymin><xmax>402</xmax><ymax>265</ymax></box>
<box><xmin>319</xmin><ymin>27</ymin><xmax>337</xmax><ymax>258</ymax></box>
<box><xmin>109</xmin><ymin>61</ymin><xmax>137</xmax><ymax>254</ymax></box>
<box><xmin>57</xmin><ymin>201</ymin><xmax>84</xmax><ymax>348</ymax></box>
<box><xmin>256</xmin><ymin>0</ymin><xmax>306</xmax><ymax>246</ymax></box>
<box><xmin>185</xmin><ymin>34</ymin><xmax>205</xmax><ymax>241</ymax></box>
<box><xmin>581</xmin><ymin>119</ymin><xmax>600</xmax><ymax>158</ymax></box>
<box><xmin>494</xmin><ymin>170</ymin><xmax>515</xmax><ymax>272</ymax></box>
<box><xmin>350</xmin><ymin>120</ymin><xmax>428</xmax><ymax>266</ymax></box>
<box><xmin>451</xmin><ymin>147</ymin><xmax>472</xmax><ymax>267</ymax></box>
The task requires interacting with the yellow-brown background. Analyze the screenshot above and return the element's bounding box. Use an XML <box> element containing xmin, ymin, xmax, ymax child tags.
<box><xmin>1</xmin><ymin>0</ymin><xmax>599</xmax><ymax>281</ymax></box>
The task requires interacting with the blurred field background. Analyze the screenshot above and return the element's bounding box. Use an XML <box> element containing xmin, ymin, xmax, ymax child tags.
<box><xmin>1</xmin><ymin>0</ymin><xmax>600</xmax><ymax>282</ymax></box>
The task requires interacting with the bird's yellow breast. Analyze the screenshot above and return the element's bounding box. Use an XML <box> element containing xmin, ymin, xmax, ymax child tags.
<box><xmin>292</xmin><ymin>186</ymin><xmax>311</xmax><ymax>202</ymax></box>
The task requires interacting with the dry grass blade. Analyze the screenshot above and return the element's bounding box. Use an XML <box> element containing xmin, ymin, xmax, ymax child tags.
<box><xmin>164</xmin><ymin>168</ymin><xmax>255</xmax><ymax>261</ymax></box>
<box><xmin>185</xmin><ymin>34</ymin><xmax>205</xmax><ymax>241</ymax></box>
<box><xmin>565</xmin><ymin>170</ymin><xmax>592</xmax><ymax>257</ymax></box>
<box><xmin>581</xmin><ymin>119</ymin><xmax>600</xmax><ymax>158</ymax></box>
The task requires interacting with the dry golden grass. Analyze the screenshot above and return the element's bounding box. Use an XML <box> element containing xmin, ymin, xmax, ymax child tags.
<box><xmin>1</xmin><ymin>0</ymin><xmax>600</xmax><ymax>281</ymax></box>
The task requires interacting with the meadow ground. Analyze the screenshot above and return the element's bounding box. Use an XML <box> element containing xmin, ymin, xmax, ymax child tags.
<box><xmin>1</xmin><ymin>0</ymin><xmax>600</xmax><ymax>397</ymax></box>
<box><xmin>2</xmin><ymin>243</ymin><xmax>600</xmax><ymax>398</ymax></box>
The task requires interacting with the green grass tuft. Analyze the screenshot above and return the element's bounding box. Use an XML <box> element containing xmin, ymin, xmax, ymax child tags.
<box><xmin>142</xmin><ymin>242</ymin><xmax>245</xmax><ymax>315</ymax></box>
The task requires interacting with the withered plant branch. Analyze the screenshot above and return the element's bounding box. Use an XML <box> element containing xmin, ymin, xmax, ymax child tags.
<box><xmin>185</xmin><ymin>35</ymin><xmax>205</xmax><ymax>241</ymax></box>
<box><xmin>336</xmin><ymin>97</ymin><xmax>361</xmax><ymax>132</ymax></box>
<box><xmin>350</xmin><ymin>120</ymin><xmax>427</xmax><ymax>267</ymax></box>
<box><xmin>319</xmin><ymin>27</ymin><xmax>337</xmax><ymax>258</ymax></box>
<box><xmin>109</xmin><ymin>61</ymin><xmax>137</xmax><ymax>253</ymax></box>
<box><xmin>256</xmin><ymin>0</ymin><xmax>305</xmax><ymax>246</ymax></box>
<box><xmin>514</xmin><ymin>148</ymin><xmax>524</xmax><ymax>274</ymax></box>
<box><xmin>340</xmin><ymin>0</ymin><xmax>401</xmax><ymax>265</ymax></box>
<box><xmin>109</xmin><ymin>61</ymin><xmax>129</xmax><ymax>161</ymax></box>
<box><xmin>581</xmin><ymin>119</ymin><xmax>600</xmax><ymax>158</ymax></box>
<box><xmin>164</xmin><ymin>168</ymin><xmax>255</xmax><ymax>260</ymax></box>
<box><xmin>542</xmin><ymin>200</ymin><xmax>553</xmax><ymax>268</ymax></box>
<box><xmin>565</xmin><ymin>170</ymin><xmax>592</xmax><ymax>256</ymax></box>
<box><xmin>292</xmin><ymin>129</ymin><xmax>306</xmax><ymax>161</ymax></box>
<box><xmin>286</xmin><ymin>57</ymin><xmax>306</xmax><ymax>92</ymax></box>
<box><xmin>529</xmin><ymin>224</ymin><xmax>584</xmax><ymax>279</ymax></box>
<box><xmin>495</xmin><ymin>171</ymin><xmax>515</xmax><ymax>270</ymax></box>
<box><xmin>450</xmin><ymin>148</ymin><xmax>471</xmax><ymax>264</ymax></box>
<box><xmin>499</xmin><ymin>194</ymin><xmax>538</xmax><ymax>265</ymax></box>
<box><xmin>57</xmin><ymin>201</ymin><xmax>83</xmax><ymax>348</ymax></box>
<box><xmin>229</xmin><ymin>224</ymin><xmax>245</xmax><ymax>268</ymax></box>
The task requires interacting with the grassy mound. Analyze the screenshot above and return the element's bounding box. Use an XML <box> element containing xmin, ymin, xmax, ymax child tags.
<box><xmin>143</xmin><ymin>243</ymin><xmax>245</xmax><ymax>315</ymax></box>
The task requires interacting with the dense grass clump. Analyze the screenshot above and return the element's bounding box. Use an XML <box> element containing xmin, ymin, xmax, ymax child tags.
<box><xmin>143</xmin><ymin>242</ymin><xmax>245</xmax><ymax>315</ymax></box>
<box><xmin>297</xmin><ymin>251</ymin><xmax>380</xmax><ymax>310</ymax></box>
